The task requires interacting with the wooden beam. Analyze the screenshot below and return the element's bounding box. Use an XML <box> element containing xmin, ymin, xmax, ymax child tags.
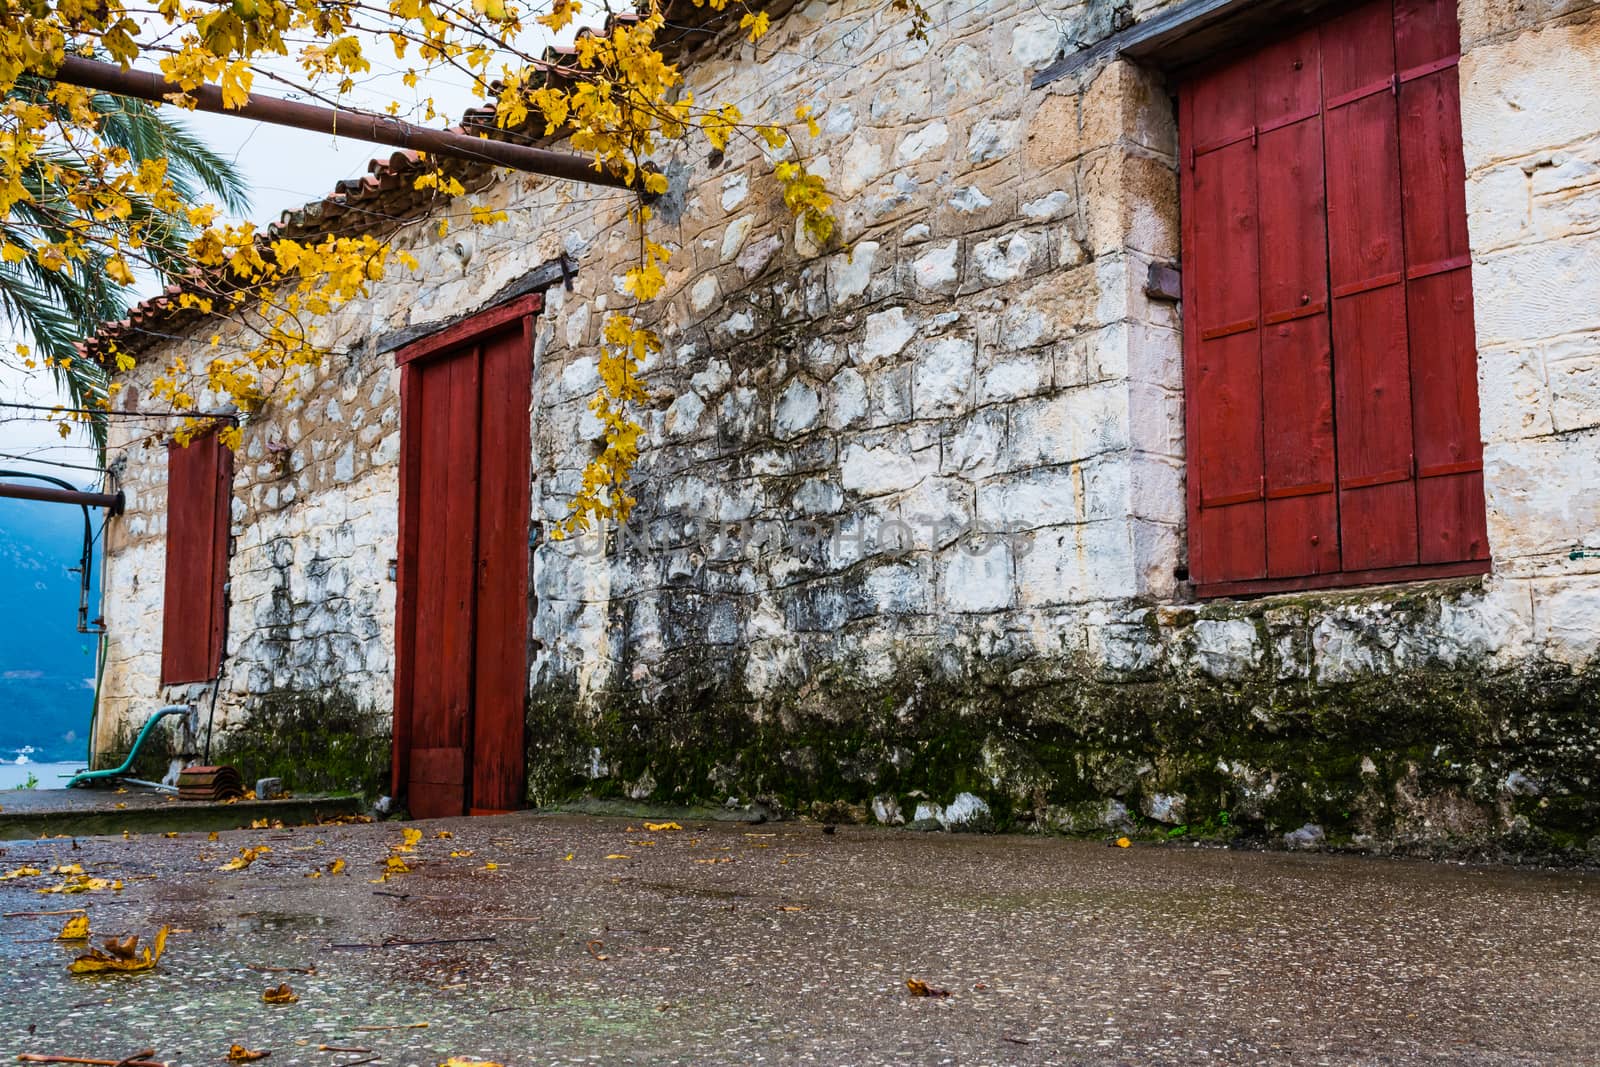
<box><xmin>50</xmin><ymin>55</ymin><xmax>634</xmax><ymax>189</ymax></box>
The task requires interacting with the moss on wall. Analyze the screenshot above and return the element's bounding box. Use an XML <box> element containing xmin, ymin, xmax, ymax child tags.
<box><xmin>527</xmin><ymin>643</ymin><xmax>1600</xmax><ymax>861</ymax></box>
<box><xmin>209</xmin><ymin>692</ymin><xmax>390</xmax><ymax>798</ymax></box>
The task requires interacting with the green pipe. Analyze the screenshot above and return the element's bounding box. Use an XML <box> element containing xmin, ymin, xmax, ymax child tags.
<box><xmin>66</xmin><ymin>705</ymin><xmax>190</xmax><ymax>788</ymax></box>
<box><xmin>86</xmin><ymin>632</ymin><xmax>107</xmax><ymax>769</ymax></box>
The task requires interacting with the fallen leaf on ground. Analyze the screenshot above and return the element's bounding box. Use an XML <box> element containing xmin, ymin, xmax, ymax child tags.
<box><xmin>49</xmin><ymin>863</ymin><xmax>84</xmax><ymax>875</ymax></box>
<box><xmin>585</xmin><ymin>939</ymin><xmax>609</xmax><ymax>960</ymax></box>
<box><xmin>562</xmin><ymin>853</ymin><xmax>574</xmax><ymax>861</ymax></box>
<box><xmin>208</xmin><ymin>831</ymin><xmax>220</xmax><ymax>842</ymax></box>
<box><xmin>434</xmin><ymin>830</ymin><xmax>453</xmax><ymax>839</ymax></box>
<box><xmin>217</xmin><ymin>846</ymin><xmax>271</xmax><ymax>872</ymax></box>
<box><xmin>693</xmin><ymin>857</ymin><xmax>733</xmax><ymax>865</ymax></box>
<box><xmin>1115</xmin><ymin>837</ymin><xmax>1132</xmax><ymax>849</ymax></box>
<box><xmin>441</xmin><ymin>1060</ymin><xmax>503</xmax><ymax>1066</ymax></box>
<box><xmin>643</xmin><ymin>822</ymin><xmax>683</xmax><ymax>832</ymax></box>
<box><xmin>57</xmin><ymin>915</ymin><xmax>90</xmax><ymax>940</ymax></box>
<box><xmin>604</xmin><ymin>855</ymin><xmax>629</xmax><ymax>861</ymax></box>
<box><xmin>905</xmin><ymin>978</ymin><xmax>951</xmax><ymax>998</ymax></box>
<box><xmin>38</xmin><ymin>875</ymin><xmax>123</xmax><ymax>894</ymax></box>
<box><xmin>163</xmin><ymin>831</ymin><xmax>179</xmax><ymax>838</ymax></box>
<box><xmin>479</xmin><ymin>862</ymin><xmax>500</xmax><ymax>871</ymax></box>
<box><xmin>450</xmin><ymin>850</ymin><xmax>474</xmax><ymax>858</ymax></box>
<box><xmin>387</xmin><ymin>856</ymin><xmax>411</xmax><ymax>874</ymax></box>
<box><xmin>1</xmin><ymin>866</ymin><xmax>42</xmax><ymax>880</ymax></box>
<box><xmin>69</xmin><ymin>926</ymin><xmax>169</xmax><ymax>974</ymax></box>
<box><xmin>250</xmin><ymin>819</ymin><xmax>269</xmax><ymax>829</ymax></box>
<box><xmin>227</xmin><ymin>1044</ymin><xmax>270</xmax><ymax>1062</ymax></box>
<box><xmin>394</xmin><ymin>827</ymin><xmax>423</xmax><ymax>854</ymax></box>
<box><xmin>328</xmin><ymin>859</ymin><xmax>346</xmax><ymax>875</ymax></box>
<box><xmin>776</xmin><ymin>905</ymin><xmax>807</xmax><ymax>912</ymax></box>
<box><xmin>262</xmin><ymin>983</ymin><xmax>299</xmax><ymax>1004</ymax></box>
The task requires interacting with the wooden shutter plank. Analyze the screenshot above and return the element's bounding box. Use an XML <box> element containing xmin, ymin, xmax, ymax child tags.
<box><xmin>1394</xmin><ymin>0</ymin><xmax>1459</xmax><ymax>72</ymax></box>
<box><xmin>470</xmin><ymin>323</ymin><xmax>532</xmax><ymax>813</ymax></box>
<box><xmin>407</xmin><ymin>354</ymin><xmax>478</xmax><ymax>818</ymax></box>
<box><xmin>1190</xmin><ymin>136</ymin><xmax>1267</xmax><ymax>584</ymax></box>
<box><xmin>1256</xmin><ymin>30</ymin><xmax>1339</xmax><ymax>579</ymax></box>
<box><xmin>1398</xmin><ymin>51</ymin><xmax>1487</xmax><ymax>564</ymax></box>
<box><xmin>206</xmin><ymin>439</ymin><xmax>233</xmax><ymax>672</ymax></box>
<box><xmin>1325</xmin><ymin>7</ymin><xmax>1420</xmax><ymax>573</ymax></box>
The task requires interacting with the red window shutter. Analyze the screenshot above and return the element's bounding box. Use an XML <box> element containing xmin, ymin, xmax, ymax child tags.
<box><xmin>161</xmin><ymin>432</ymin><xmax>233</xmax><ymax>685</ymax></box>
<box><xmin>1180</xmin><ymin>0</ymin><xmax>1488</xmax><ymax>596</ymax></box>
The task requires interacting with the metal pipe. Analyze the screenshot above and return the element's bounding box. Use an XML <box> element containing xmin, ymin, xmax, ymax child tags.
<box><xmin>66</xmin><ymin>705</ymin><xmax>191</xmax><ymax>788</ymax></box>
<box><xmin>0</xmin><ymin>480</ymin><xmax>123</xmax><ymax>512</ymax></box>
<box><xmin>0</xmin><ymin>469</ymin><xmax>114</xmax><ymax>635</ymax></box>
<box><xmin>51</xmin><ymin>55</ymin><xmax>634</xmax><ymax>190</ymax></box>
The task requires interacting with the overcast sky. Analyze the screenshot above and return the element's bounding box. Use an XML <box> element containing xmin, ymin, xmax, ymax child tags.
<box><xmin>0</xmin><ymin>40</ymin><xmax>531</xmax><ymax>485</ymax></box>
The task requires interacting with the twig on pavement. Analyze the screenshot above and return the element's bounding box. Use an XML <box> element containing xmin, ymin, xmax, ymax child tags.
<box><xmin>330</xmin><ymin>936</ymin><xmax>494</xmax><ymax>950</ymax></box>
<box><xmin>16</xmin><ymin>1053</ymin><xmax>164</xmax><ymax>1067</ymax></box>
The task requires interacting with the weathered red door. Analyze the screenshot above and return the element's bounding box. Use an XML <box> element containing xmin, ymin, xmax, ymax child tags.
<box><xmin>392</xmin><ymin>295</ymin><xmax>537</xmax><ymax>819</ymax></box>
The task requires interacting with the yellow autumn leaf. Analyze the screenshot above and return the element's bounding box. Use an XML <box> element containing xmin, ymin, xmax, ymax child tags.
<box><xmin>434</xmin><ymin>830</ymin><xmax>453</xmax><ymax>839</ymax></box>
<box><xmin>643</xmin><ymin>822</ymin><xmax>682</xmax><ymax>832</ymax></box>
<box><xmin>57</xmin><ymin>915</ymin><xmax>90</xmax><ymax>940</ymax></box>
<box><xmin>262</xmin><ymin>982</ymin><xmax>299</xmax><ymax>1004</ymax></box>
<box><xmin>251</xmin><ymin>818</ymin><xmax>269</xmax><ymax>829</ymax></box>
<box><xmin>68</xmin><ymin>925</ymin><xmax>169</xmax><ymax>974</ymax></box>
<box><xmin>0</xmin><ymin>866</ymin><xmax>42</xmax><ymax>880</ymax></box>
<box><xmin>217</xmin><ymin>846</ymin><xmax>271</xmax><ymax>872</ymax></box>
<box><xmin>329</xmin><ymin>858</ymin><xmax>346</xmax><ymax>875</ymax></box>
<box><xmin>394</xmin><ymin>827</ymin><xmax>423</xmax><ymax>853</ymax></box>
<box><xmin>1115</xmin><ymin>837</ymin><xmax>1132</xmax><ymax>849</ymax></box>
<box><xmin>38</xmin><ymin>875</ymin><xmax>123</xmax><ymax>894</ymax></box>
<box><xmin>563</xmin><ymin>853</ymin><xmax>574</xmax><ymax>862</ymax></box>
<box><xmin>480</xmin><ymin>862</ymin><xmax>500</xmax><ymax>871</ymax></box>
<box><xmin>442</xmin><ymin>1060</ymin><xmax>505</xmax><ymax>1067</ymax></box>
<box><xmin>604</xmin><ymin>854</ymin><xmax>630</xmax><ymax>861</ymax></box>
<box><xmin>208</xmin><ymin>831</ymin><xmax>220</xmax><ymax>842</ymax></box>
<box><xmin>49</xmin><ymin>863</ymin><xmax>84</xmax><ymax>875</ymax></box>
<box><xmin>450</xmin><ymin>850</ymin><xmax>474</xmax><ymax>858</ymax></box>
<box><xmin>227</xmin><ymin>1045</ymin><xmax>270</xmax><ymax>1062</ymax></box>
<box><xmin>387</xmin><ymin>855</ymin><xmax>411</xmax><ymax>874</ymax></box>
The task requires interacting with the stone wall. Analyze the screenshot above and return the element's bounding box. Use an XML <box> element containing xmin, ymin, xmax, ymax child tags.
<box><xmin>95</xmin><ymin>0</ymin><xmax>1600</xmax><ymax>853</ymax></box>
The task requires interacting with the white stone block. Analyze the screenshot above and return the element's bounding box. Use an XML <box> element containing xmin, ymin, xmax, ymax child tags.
<box><xmin>840</xmin><ymin>442</ymin><xmax>936</xmax><ymax>496</ymax></box>
<box><xmin>721</xmin><ymin>214</ymin><xmax>755</xmax><ymax>261</ymax></box>
<box><xmin>912</xmin><ymin>240</ymin><xmax>960</xmax><ymax>293</ymax></box>
<box><xmin>912</xmin><ymin>334</ymin><xmax>974</xmax><ymax>418</ymax></box>
<box><xmin>829</xmin><ymin>241</ymin><xmax>878</xmax><ymax>304</ymax></box>
<box><xmin>940</xmin><ymin>539</ymin><xmax>1015</xmax><ymax>612</ymax></box>
<box><xmin>862</xmin><ymin>306</ymin><xmax>917</xmax><ymax>364</ymax></box>
<box><xmin>774</xmin><ymin>379</ymin><xmax>822</xmax><ymax>439</ymax></box>
<box><xmin>1015</xmin><ymin>520</ymin><xmax>1136</xmax><ymax>605</ymax></box>
<box><xmin>895</xmin><ymin>121</ymin><xmax>949</xmax><ymax>166</ymax></box>
<box><xmin>826</xmin><ymin>367</ymin><xmax>869</xmax><ymax>429</ymax></box>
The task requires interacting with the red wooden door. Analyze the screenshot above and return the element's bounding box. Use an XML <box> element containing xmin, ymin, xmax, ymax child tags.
<box><xmin>393</xmin><ymin>296</ymin><xmax>537</xmax><ymax>819</ymax></box>
<box><xmin>1180</xmin><ymin>0</ymin><xmax>1488</xmax><ymax>596</ymax></box>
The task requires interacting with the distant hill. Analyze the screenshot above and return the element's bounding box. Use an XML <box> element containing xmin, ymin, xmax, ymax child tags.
<box><xmin>0</xmin><ymin>492</ymin><xmax>101</xmax><ymax>764</ymax></box>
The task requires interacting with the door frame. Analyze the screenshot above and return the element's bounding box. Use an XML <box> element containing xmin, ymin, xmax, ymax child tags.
<box><xmin>390</xmin><ymin>292</ymin><xmax>541</xmax><ymax>808</ymax></box>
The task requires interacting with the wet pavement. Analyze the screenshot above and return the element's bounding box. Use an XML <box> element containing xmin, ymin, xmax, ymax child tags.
<box><xmin>0</xmin><ymin>784</ymin><xmax>361</xmax><ymax>838</ymax></box>
<box><xmin>1</xmin><ymin>813</ymin><xmax>1597</xmax><ymax>1066</ymax></box>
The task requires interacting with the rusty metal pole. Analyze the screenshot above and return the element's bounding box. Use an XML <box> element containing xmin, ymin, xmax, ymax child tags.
<box><xmin>0</xmin><ymin>480</ymin><xmax>124</xmax><ymax>513</ymax></box>
<box><xmin>50</xmin><ymin>55</ymin><xmax>635</xmax><ymax>190</ymax></box>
